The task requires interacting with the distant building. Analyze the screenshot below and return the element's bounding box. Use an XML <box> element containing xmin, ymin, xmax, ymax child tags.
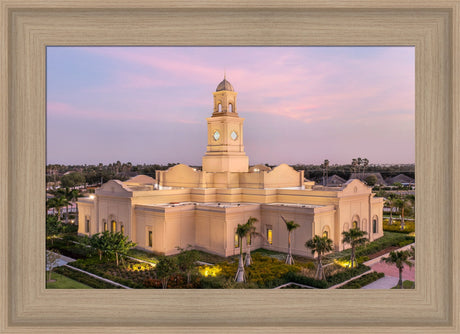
<box><xmin>326</xmin><ymin>175</ymin><xmax>346</xmax><ymax>187</ymax></box>
<box><xmin>78</xmin><ymin>78</ymin><xmax>384</xmax><ymax>257</ymax></box>
<box><xmin>349</xmin><ymin>172</ymin><xmax>386</xmax><ymax>186</ymax></box>
<box><xmin>385</xmin><ymin>174</ymin><xmax>415</xmax><ymax>186</ymax></box>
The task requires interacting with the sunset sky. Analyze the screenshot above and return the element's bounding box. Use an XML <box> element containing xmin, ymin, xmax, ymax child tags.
<box><xmin>46</xmin><ymin>47</ymin><xmax>414</xmax><ymax>166</ymax></box>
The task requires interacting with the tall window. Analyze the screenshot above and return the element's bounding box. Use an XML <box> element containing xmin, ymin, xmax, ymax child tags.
<box><xmin>121</xmin><ymin>224</ymin><xmax>125</xmax><ymax>235</ymax></box>
<box><xmin>373</xmin><ymin>219</ymin><xmax>378</xmax><ymax>233</ymax></box>
<box><xmin>247</xmin><ymin>233</ymin><xmax>251</xmax><ymax>246</ymax></box>
<box><xmin>85</xmin><ymin>217</ymin><xmax>90</xmax><ymax>233</ymax></box>
<box><xmin>352</xmin><ymin>221</ymin><xmax>358</xmax><ymax>229</ymax></box>
<box><xmin>104</xmin><ymin>221</ymin><xmax>108</xmax><ymax>231</ymax></box>
<box><xmin>267</xmin><ymin>226</ymin><xmax>273</xmax><ymax>245</ymax></box>
<box><xmin>148</xmin><ymin>231</ymin><xmax>153</xmax><ymax>247</ymax></box>
<box><xmin>322</xmin><ymin>231</ymin><xmax>328</xmax><ymax>238</ymax></box>
<box><xmin>218</xmin><ymin>103</ymin><xmax>222</xmax><ymax>112</ymax></box>
<box><xmin>234</xmin><ymin>233</ymin><xmax>239</xmax><ymax>248</ymax></box>
<box><xmin>228</xmin><ymin>103</ymin><xmax>233</xmax><ymax>112</ymax></box>
<box><xmin>111</xmin><ymin>220</ymin><xmax>116</xmax><ymax>232</ymax></box>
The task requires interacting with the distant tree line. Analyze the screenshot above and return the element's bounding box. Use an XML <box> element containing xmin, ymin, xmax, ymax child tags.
<box><xmin>47</xmin><ymin>160</ymin><xmax>414</xmax><ymax>186</ymax></box>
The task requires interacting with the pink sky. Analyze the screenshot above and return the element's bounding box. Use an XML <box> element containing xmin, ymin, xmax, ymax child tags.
<box><xmin>47</xmin><ymin>47</ymin><xmax>414</xmax><ymax>166</ymax></box>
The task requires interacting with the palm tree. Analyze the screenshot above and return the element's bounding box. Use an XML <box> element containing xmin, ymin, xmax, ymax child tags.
<box><xmin>281</xmin><ymin>216</ymin><xmax>300</xmax><ymax>265</ymax></box>
<box><xmin>341</xmin><ymin>227</ymin><xmax>368</xmax><ymax>268</ymax></box>
<box><xmin>351</xmin><ymin>158</ymin><xmax>358</xmax><ymax>174</ymax></box>
<box><xmin>394</xmin><ymin>197</ymin><xmax>408</xmax><ymax>230</ymax></box>
<box><xmin>385</xmin><ymin>197</ymin><xmax>396</xmax><ymax>225</ymax></box>
<box><xmin>235</xmin><ymin>223</ymin><xmax>250</xmax><ymax>282</ymax></box>
<box><xmin>50</xmin><ymin>195</ymin><xmax>69</xmax><ymax>221</ymax></box>
<box><xmin>362</xmin><ymin>158</ymin><xmax>369</xmax><ymax>178</ymax></box>
<box><xmin>244</xmin><ymin>217</ymin><xmax>259</xmax><ymax>267</ymax></box>
<box><xmin>381</xmin><ymin>250</ymin><xmax>414</xmax><ymax>288</ymax></box>
<box><xmin>305</xmin><ymin>235</ymin><xmax>334</xmax><ymax>280</ymax></box>
<box><xmin>322</xmin><ymin>159</ymin><xmax>330</xmax><ymax>185</ymax></box>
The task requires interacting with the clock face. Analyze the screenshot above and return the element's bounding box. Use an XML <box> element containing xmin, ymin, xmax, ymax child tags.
<box><xmin>213</xmin><ymin>130</ymin><xmax>220</xmax><ymax>141</ymax></box>
<box><xmin>230</xmin><ymin>130</ymin><xmax>238</xmax><ymax>141</ymax></box>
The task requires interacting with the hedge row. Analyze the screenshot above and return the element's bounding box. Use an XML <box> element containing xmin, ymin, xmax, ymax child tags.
<box><xmin>338</xmin><ymin>272</ymin><xmax>384</xmax><ymax>289</ymax></box>
<box><xmin>54</xmin><ymin>266</ymin><xmax>122</xmax><ymax>289</ymax></box>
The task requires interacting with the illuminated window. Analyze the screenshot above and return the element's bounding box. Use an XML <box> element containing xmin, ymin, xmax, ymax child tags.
<box><xmin>148</xmin><ymin>231</ymin><xmax>153</xmax><ymax>247</ymax></box>
<box><xmin>85</xmin><ymin>217</ymin><xmax>90</xmax><ymax>233</ymax></box>
<box><xmin>104</xmin><ymin>221</ymin><xmax>107</xmax><ymax>231</ymax></box>
<box><xmin>234</xmin><ymin>233</ymin><xmax>239</xmax><ymax>248</ymax></box>
<box><xmin>373</xmin><ymin>219</ymin><xmax>378</xmax><ymax>233</ymax></box>
<box><xmin>247</xmin><ymin>234</ymin><xmax>252</xmax><ymax>246</ymax></box>
<box><xmin>267</xmin><ymin>226</ymin><xmax>273</xmax><ymax>245</ymax></box>
<box><xmin>121</xmin><ymin>225</ymin><xmax>124</xmax><ymax>235</ymax></box>
<box><xmin>322</xmin><ymin>231</ymin><xmax>328</xmax><ymax>238</ymax></box>
<box><xmin>111</xmin><ymin>220</ymin><xmax>116</xmax><ymax>232</ymax></box>
<box><xmin>352</xmin><ymin>221</ymin><xmax>358</xmax><ymax>229</ymax></box>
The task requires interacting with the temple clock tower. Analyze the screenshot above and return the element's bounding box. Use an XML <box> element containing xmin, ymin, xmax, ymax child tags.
<box><xmin>202</xmin><ymin>76</ymin><xmax>249</xmax><ymax>173</ymax></box>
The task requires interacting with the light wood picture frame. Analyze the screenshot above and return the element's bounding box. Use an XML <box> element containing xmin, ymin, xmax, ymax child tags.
<box><xmin>0</xmin><ymin>0</ymin><xmax>459</xmax><ymax>333</ymax></box>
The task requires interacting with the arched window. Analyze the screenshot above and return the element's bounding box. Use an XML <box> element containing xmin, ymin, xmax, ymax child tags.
<box><xmin>111</xmin><ymin>220</ymin><xmax>117</xmax><ymax>232</ymax></box>
<box><xmin>322</xmin><ymin>231</ymin><xmax>328</xmax><ymax>238</ymax></box>
<box><xmin>121</xmin><ymin>224</ymin><xmax>125</xmax><ymax>235</ymax></box>
<box><xmin>218</xmin><ymin>103</ymin><xmax>222</xmax><ymax>112</ymax></box>
<box><xmin>228</xmin><ymin>103</ymin><xmax>233</xmax><ymax>112</ymax></box>
<box><xmin>352</xmin><ymin>221</ymin><xmax>358</xmax><ymax>229</ymax></box>
<box><xmin>103</xmin><ymin>220</ymin><xmax>108</xmax><ymax>232</ymax></box>
<box><xmin>85</xmin><ymin>216</ymin><xmax>90</xmax><ymax>233</ymax></box>
<box><xmin>373</xmin><ymin>217</ymin><xmax>378</xmax><ymax>233</ymax></box>
<box><xmin>234</xmin><ymin>232</ymin><xmax>239</xmax><ymax>248</ymax></box>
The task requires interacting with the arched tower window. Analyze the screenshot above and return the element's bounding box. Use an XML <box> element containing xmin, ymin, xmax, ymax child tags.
<box><xmin>218</xmin><ymin>103</ymin><xmax>222</xmax><ymax>112</ymax></box>
<box><xmin>111</xmin><ymin>220</ymin><xmax>117</xmax><ymax>232</ymax></box>
<box><xmin>228</xmin><ymin>103</ymin><xmax>233</xmax><ymax>112</ymax></box>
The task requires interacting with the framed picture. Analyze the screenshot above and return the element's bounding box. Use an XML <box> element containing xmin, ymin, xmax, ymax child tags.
<box><xmin>1</xmin><ymin>1</ymin><xmax>458</xmax><ymax>333</ymax></box>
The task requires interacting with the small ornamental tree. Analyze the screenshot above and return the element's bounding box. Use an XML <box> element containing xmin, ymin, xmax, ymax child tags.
<box><xmin>341</xmin><ymin>227</ymin><xmax>368</xmax><ymax>269</ymax></box>
<box><xmin>176</xmin><ymin>246</ymin><xmax>199</xmax><ymax>284</ymax></box>
<box><xmin>105</xmin><ymin>232</ymin><xmax>137</xmax><ymax>266</ymax></box>
<box><xmin>305</xmin><ymin>235</ymin><xmax>334</xmax><ymax>281</ymax></box>
<box><xmin>46</xmin><ymin>250</ymin><xmax>60</xmax><ymax>282</ymax></box>
<box><xmin>156</xmin><ymin>256</ymin><xmax>178</xmax><ymax>289</ymax></box>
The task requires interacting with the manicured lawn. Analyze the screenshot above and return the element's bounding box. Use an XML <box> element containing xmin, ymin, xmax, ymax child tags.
<box><xmin>46</xmin><ymin>272</ymin><xmax>92</xmax><ymax>289</ymax></box>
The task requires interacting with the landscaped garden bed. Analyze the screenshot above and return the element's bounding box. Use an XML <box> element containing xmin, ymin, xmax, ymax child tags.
<box><xmin>54</xmin><ymin>266</ymin><xmax>123</xmax><ymax>289</ymax></box>
<box><xmin>70</xmin><ymin>257</ymin><xmax>156</xmax><ymax>288</ymax></box>
<box><xmin>324</xmin><ymin>231</ymin><xmax>415</xmax><ymax>264</ymax></box>
<box><xmin>338</xmin><ymin>271</ymin><xmax>384</xmax><ymax>289</ymax></box>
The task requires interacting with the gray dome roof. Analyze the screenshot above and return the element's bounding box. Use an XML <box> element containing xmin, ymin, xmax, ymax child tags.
<box><xmin>216</xmin><ymin>78</ymin><xmax>234</xmax><ymax>92</ymax></box>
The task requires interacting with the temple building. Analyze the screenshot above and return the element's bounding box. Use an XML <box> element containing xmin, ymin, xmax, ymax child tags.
<box><xmin>78</xmin><ymin>77</ymin><xmax>384</xmax><ymax>257</ymax></box>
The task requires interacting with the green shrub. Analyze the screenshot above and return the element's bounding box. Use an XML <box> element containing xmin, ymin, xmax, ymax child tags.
<box><xmin>326</xmin><ymin>265</ymin><xmax>370</xmax><ymax>286</ymax></box>
<box><xmin>283</xmin><ymin>271</ymin><xmax>328</xmax><ymax>289</ymax></box>
<box><xmin>338</xmin><ymin>272</ymin><xmax>384</xmax><ymax>289</ymax></box>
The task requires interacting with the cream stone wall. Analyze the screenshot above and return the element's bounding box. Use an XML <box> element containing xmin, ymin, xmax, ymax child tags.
<box><xmin>134</xmin><ymin>206</ymin><xmax>166</xmax><ymax>254</ymax></box>
<box><xmin>260</xmin><ymin>205</ymin><xmax>320</xmax><ymax>257</ymax></box>
<box><xmin>194</xmin><ymin>207</ymin><xmax>227</xmax><ymax>256</ymax></box>
<box><xmin>223</xmin><ymin>205</ymin><xmax>261</xmax><ymax>257</ymax></box>
<box><xmin>77</xmin><ymin>199</ymin><xmax>96</xmax><ymax>235</ymax></box>
<box><xmin>263</xmin><ymin>164</ymin><xmax>304</xmax><ymax>189</ymax></box>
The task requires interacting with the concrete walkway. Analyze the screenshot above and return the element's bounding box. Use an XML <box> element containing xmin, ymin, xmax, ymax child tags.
<box><xmin>361</xmin><ymin>276</ymin><xmax>399</xmax><ymax>289</ymax></box>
